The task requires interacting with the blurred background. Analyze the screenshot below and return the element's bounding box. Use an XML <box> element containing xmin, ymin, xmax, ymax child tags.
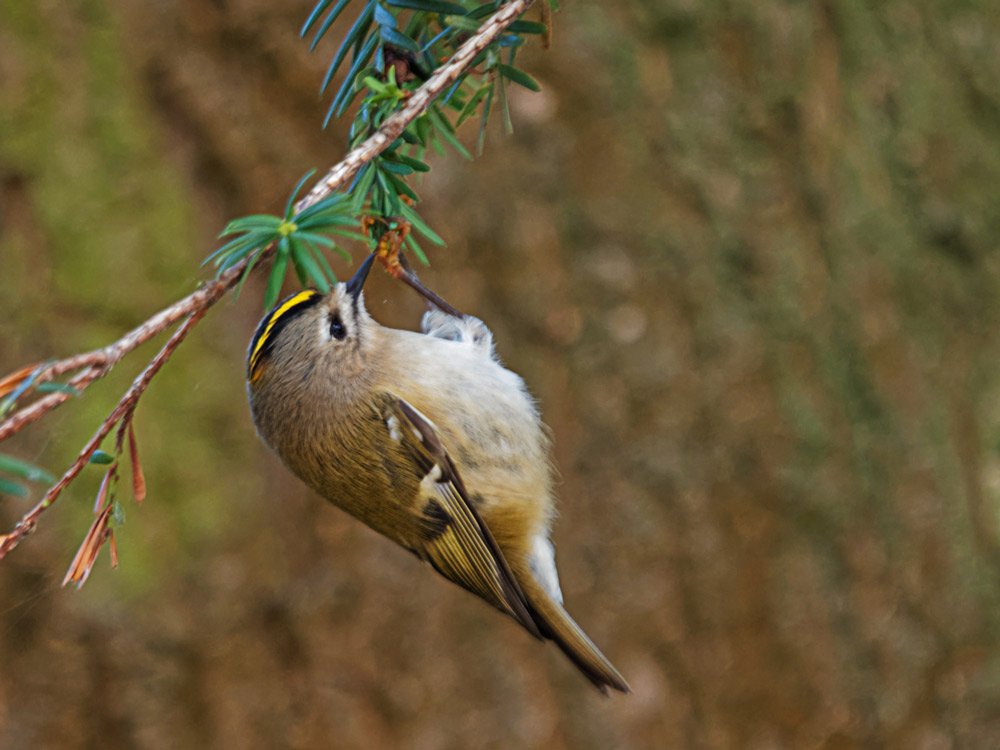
<box><xmin>3</xmin><ymin>0</ymin><xmax>1000</xmax><ymax>747</ymax></box>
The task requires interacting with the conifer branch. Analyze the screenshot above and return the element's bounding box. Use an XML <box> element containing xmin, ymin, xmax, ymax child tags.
<box><xmin>0</xmin><ymin>0</ymin><xmax>536</xmax><ymax>561</ymax></box>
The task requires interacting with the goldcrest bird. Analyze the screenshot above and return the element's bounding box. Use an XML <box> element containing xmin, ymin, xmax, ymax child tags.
<box><xmin>246</xmin><ymin>254</ymin><xmax>629</xmax><ymax>694</ymax></box>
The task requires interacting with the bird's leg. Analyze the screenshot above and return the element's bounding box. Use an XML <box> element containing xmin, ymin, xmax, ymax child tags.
<box><xmin>371</xmin><ymin>217</ymin><xmax>464</xmax><ymax>319</ymax></box>
<box><xmin>396</xmin><ymin>254</ymin><xmax>465</xmax><ymax>319</ymax></box>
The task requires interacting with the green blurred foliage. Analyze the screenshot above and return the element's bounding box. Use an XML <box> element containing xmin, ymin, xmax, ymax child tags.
<box><xmin>3</xmin><ymin>0</ymin><xmax>1000</xmax><ymax>748</ymax></box>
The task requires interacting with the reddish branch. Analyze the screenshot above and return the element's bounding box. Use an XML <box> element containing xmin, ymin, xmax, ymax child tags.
<box><xmin>0</xmin><ymin>310</ymin><xmax>206</xmax><ymax>558</ymax></box>
<box><xmin>0</xmin><ymin>0</ymin><xmax>536</xmax><ymax>562</ymax></box>
<box><xmin>0</xmin><ymin>277</ymin><xmax>239</xmax><ymax>443</ymax></box>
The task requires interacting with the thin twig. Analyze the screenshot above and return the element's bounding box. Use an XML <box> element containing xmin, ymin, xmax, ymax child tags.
<box><xmin>0</xmin><ymin>279</ymin><xmax>233</xmax><ymax>442</ymax></box>
<box><xmin>0</xmin><ymin>310</ymin><xmax>206</xmax><ymax>558</ymax></box>
<box><xmin>0</xmin><ymin>0</ymin><xmax>536</xmax><ymax>559</ymax></box>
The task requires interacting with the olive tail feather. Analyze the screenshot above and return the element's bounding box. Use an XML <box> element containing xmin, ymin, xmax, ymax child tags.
<box><xmin>520</xmin><ymin>576</ymin><xmax>631</xmax><ymax>695</ymax></box>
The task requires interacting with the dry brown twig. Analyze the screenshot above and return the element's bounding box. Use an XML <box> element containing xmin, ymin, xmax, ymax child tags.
<box><xmin>0</xmin><ymin>0</ymin><xmax>536</xmax><ymax>564</ymax></box>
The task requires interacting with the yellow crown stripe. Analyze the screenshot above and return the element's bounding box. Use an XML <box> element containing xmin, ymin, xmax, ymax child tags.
<box><xmin>249</xmin><ymin>291</ymin><xmax>320</xmax><ymax>372</ymax></box>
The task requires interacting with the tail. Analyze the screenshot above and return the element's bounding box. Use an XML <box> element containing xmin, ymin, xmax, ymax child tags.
<box><xmin>519</xmin><ymin>574</ymin><xmax>631</xmax><ymax>695</ymax></box>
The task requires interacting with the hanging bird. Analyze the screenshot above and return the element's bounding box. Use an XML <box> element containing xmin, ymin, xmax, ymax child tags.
<box><xmin>246</xmin><ymin>254</ymin><xmax>629</xmax><ymax>693</ymax></box>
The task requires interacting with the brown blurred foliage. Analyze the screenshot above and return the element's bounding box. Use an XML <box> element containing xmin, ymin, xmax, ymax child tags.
<box><xmin>3</xmin><ymin>1</ymin><xmax>1000</xmax><ymax>748</ymax></box>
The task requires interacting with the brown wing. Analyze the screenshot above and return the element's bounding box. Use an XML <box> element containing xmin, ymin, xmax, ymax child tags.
<box><xmin>381</xmin><ymin>397</ymin><xmax>541</xmax><ymax>639</ymax></box>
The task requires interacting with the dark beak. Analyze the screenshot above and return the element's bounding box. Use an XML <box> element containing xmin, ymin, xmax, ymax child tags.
<box><xmin>345</xmin><ymin>253</ymin><xmax>376</xmax><ymax>301</ymax></box>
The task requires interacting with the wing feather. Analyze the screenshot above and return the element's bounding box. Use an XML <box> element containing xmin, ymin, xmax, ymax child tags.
<box><xmin>382</xmin><ymin>397</ymin><xmax>541</xmax><ymax>638</ymax></box>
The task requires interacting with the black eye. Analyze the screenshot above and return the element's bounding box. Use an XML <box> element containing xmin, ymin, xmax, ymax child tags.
<box><xmin>329</xmin><ymin>312</ymin><xmax>347</xmax><ymax>340</ymax></box>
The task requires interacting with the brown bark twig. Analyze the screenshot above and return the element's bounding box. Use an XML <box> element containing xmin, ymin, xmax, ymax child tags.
<box><xmin>0</xmin><ymin>0</ymin><xmax>536</xmax><ymax>561</ymax></box>
<box><xmin>0</xmin><ymin>310</ymin><xmax>206</xmax><ymax>558</ymax></box>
